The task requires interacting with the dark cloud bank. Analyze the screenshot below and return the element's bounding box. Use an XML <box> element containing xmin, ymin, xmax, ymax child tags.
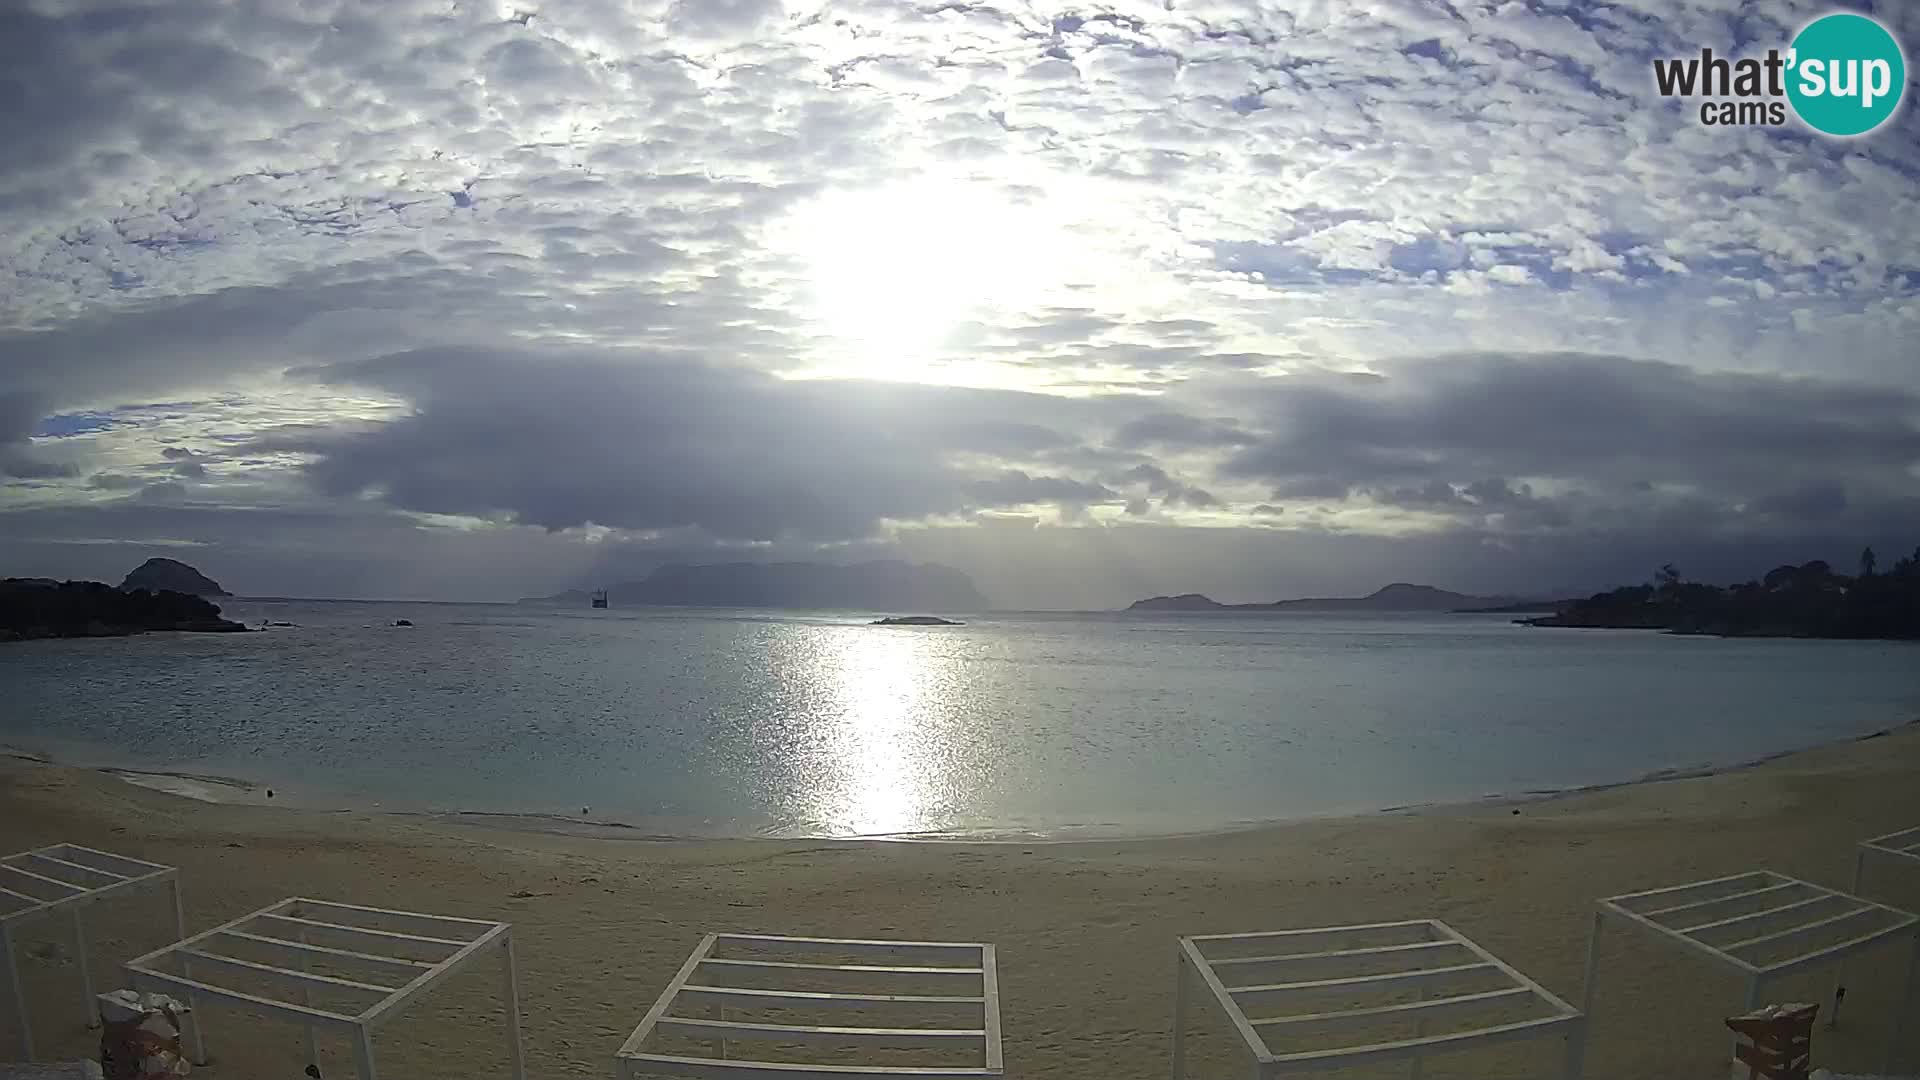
<box><xmin>6</xmin><ymin>342</ymin><xmax>1914</xmax><ymax>606</ymax></box>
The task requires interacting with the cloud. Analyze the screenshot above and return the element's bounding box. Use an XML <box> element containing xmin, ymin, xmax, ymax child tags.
<box><xmin>2</xmin><ymin>0</ymin><xmax>1917</xmax><ymax>605</ymax></box>
<box><xmin>1211</xmin><ymin>352</ymin><xmax>1920</xmax><ymax>537</ymax></box>
<box><xmin>1112</xmin><ymin>412</ymin><xmax>1258</xmax><ymax>450</ymax></box>
<box><xmin>966</xmin><ymin>470</ymin><xmax>1118</xmax><ymax>509</ymax></box>
<box><xmin>257</xmin><ymin>346</ymin><xmax>1130</xmax><ymax>540</ymax></box>
<box><xmin>667</xmin><ymin>0</ymin><xmax>785</xmax><ymax>42</ymax></box>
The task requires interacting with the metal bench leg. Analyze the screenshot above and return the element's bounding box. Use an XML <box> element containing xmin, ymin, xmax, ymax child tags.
<box><xmin>1410</xmin><ymin>984</ymin><xmax>1426</xmax><ymax>1080</ymax></box>
<box><xmin>1889</xmin><ymin>934</ymin><xmax>1920</xmax><ymax>1073</ymax></box>
<box><xmin>1170</xmin><ymin>944</ymin><xmax>1188</xmax><ymax>1080</ymax></box>
<box><xmin>74</xmin><ymin>906</ymin><xmax>98</xmax><ymax>1028</ymax></box>
<box><xmin>1832</xmin><ymin>848</ymin><xmax>1867</xmax><ymax>1029</ymax></box>
<box><xmin>1564</xmin><ymin>1016</ymin><xmax>1587</xmax><ymax>1080</ymax></box>
<box><xmin>1574</xmin><ymin>916</ymin><xmax>1601</xmax><ymax>1080</ymax></box>
<box><xmin>3</xmin><ymin>922</ymin><xmax>32</xmax><ymax>1060</ymax></box>
<box><xmin>1736</xmin><ymin>976</ymin><xmax>1765</xmax><ymax>1062</ymax></box>
<box><xmin>297</xmin><ymin>927</ymin><xmax>320</xmax><ymax>1075</ymax></box>
<box><xmin>169</xmin><ymin>879</ymin><xmax>208</xmax><ymax>1065</ymax></box>
<box><xmin>1580</xmin><ymin>912</ymin><xmax>1603</xmax><ymax>1014</ymax></box>
<box><xmin>353</xmin><ymin>1027</ymin><xmax>377</xmax><ymax>1080</ymax></box>
<box><xmin>503</xmin><ymin>934</ymin><xmax>528</xmax><ymax>1080</ymax></box>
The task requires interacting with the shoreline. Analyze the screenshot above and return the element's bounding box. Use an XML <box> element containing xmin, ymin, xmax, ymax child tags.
<box><xmin>10</xmin><ymin>716</ymin><xmax>1916</xmax><ymax>845</ymax></box>
<box><xmin>7</xmin><ymin>720</ymin><xmax>1920</xmax><ymax>1077</ymax></box>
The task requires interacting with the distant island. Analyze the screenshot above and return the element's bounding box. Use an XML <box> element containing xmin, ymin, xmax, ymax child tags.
<box><xmin>524</xmin><ymin>560</ymin><xmax>986</xmax><ymax>611</ymax></box>
<box><xmin>1127</xmin><ymin>583</ymin><xmax>1525</xmax><ymax>613</ymax></box>
<box><xmin>2</xmin><ymin>576</ymin><xmax>248</xmax><ymax>641</ymax></box>
<box><xmin>1454</xmin><ymin>599</ymin><xmax>1574</xmax><ymax>614</ymax></box>
<box><xmin>121</xmin><ymin>556</ymin><xmax>230</xmax><ymax>596</ymax></box>
<box><xmin>873</xmin><ymin>615</ymin><xmax>964</xmax><ymax>626</ymax></box>
<box><xmin>1521</xmin><ymin>550</ymin><xmax>1920</xmax><ymax>640</ymax></box>
<box><xmin>525</xmin><ymin>589</ymin><xmax>595</xmax><ymax>606</ymax></box>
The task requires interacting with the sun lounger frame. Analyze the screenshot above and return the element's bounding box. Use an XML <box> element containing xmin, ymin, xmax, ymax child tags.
<box><xmin>1584</xmin><ymin>869</ymin><xmax>1920</xmax><ymax>1072</ymax></box>
<box><xmin>1853</xmin><ymin>826</ymin><xmax>1920</xmax><ymax>897</ymax></box>
<box><xmin>125</xmin><ymin>896</ymin><xmax>526</xmax><ymax>1080</ymax></box>
<box><xmin>616</xmin><ymin>933</ymin><xmax>1002</xmax><ymax>1080</ymax></box>
<box><xmin>1171</xmin><ymin>919</ymin><xmax>1585</xmax><ymax>1079</ymax></box>
<box><xmin>1829</xmin><ymin>826</ymin><xmax>1920</xmax><ymax>1030</ymax></box>
<box><xmin>0</xmin><ymin>843</ymin><xmax>182</xmax><ymax>1061</ymax></box>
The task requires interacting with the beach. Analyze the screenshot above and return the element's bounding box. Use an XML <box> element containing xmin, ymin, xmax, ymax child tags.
<box><xmin>4</xmin><ymin>724</ymin><xmax>1920</xmax><ymax>1079</ymax></box>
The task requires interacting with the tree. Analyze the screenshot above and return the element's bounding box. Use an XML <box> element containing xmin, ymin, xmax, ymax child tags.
<box><xmin>1860</xmin><ymin>547</ymin><xmax>1877</xmax><ymax>578</ymax></box>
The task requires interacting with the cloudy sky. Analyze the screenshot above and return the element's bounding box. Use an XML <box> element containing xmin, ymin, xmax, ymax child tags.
<box><xmin>2</xmin><ymin>0</ymin><xmax>1917</xmax><ymax>607</ymax></box>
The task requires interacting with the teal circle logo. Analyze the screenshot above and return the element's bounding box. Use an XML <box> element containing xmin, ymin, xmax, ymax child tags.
<box><xmin>1787</xmin><ymin>13</ymin><xmax>1906</xmax><ymax>137</ymax></box>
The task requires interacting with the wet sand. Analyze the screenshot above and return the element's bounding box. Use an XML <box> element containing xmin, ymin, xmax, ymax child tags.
<box><xmin>4</xmin><ymin>723</ymin><xmax>1920</xmax><ymax>1078</ymax></box>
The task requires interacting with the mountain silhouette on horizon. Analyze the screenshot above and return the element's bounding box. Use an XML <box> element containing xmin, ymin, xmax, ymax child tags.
<box><xmin>1127</xmin><ymin>583</ymin><xmax>1522</xmax><ymax>613</ymax></box>
<box><xmin>524</xmin><ymin>560</ymin><xmax>986</xmax><ymax>611</ymax></box>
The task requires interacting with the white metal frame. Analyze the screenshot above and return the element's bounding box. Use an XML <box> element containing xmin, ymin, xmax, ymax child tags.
<box><xmin>125</xmin><ymin>897</ymin><xmax>526</xmax><ymax>1080</ymax></box>
<box><xmin>1852</xmin><ymin>826</ymin><xmax>1920</xmax><ymax>899</ymax></box>
<box><xmin>616</xmin><ymin>932</ymin><xmax>1003</xmax><ymax>1080</ymax></box>
<box><xmin>1583</xmin><ymin>870</ymin><xmax>1920</xmax><ymax>1072</ymax></box>
<box><xmin>1832</xmin><ymin>827</ymin><xmax>1920</xmax><ymax>1028</ymax></box>
<box><xmin>1</xmin><ymin>843</ymin><xmax>182</xmax><ymax>1060</ymax></box>
<box><xmin>1171</xmin><ymin>919</ymin><xmax>1585</xmax><ymax>1080</ymax></box>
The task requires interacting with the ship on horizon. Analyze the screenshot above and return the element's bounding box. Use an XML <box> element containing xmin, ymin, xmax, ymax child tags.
<box><xmin>591</xmin><ymin>588</ymin><xmax>609</xmax><ymax>609</ymax></box>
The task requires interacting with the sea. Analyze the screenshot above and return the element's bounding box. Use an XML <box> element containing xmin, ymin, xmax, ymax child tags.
<box><xmin>2</xmin><ymin>600</ymin><xmax>1916</xmax><ymax>839</ymax></box>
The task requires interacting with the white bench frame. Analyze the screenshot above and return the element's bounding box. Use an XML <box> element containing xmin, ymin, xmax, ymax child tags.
<box><xmin>1831</xmin><ymin>827</ymin><xmax>1920</xmax><ymax>1028</ymax></box>
<box><xmin>1853</xmin><ymin>826</ymin><xmax>1920</xmax><ymax>897</ymax></box>
<box><xmin>616</xmin><ymin>932</ymin><xmax>1003</xmax><ymax>1080</ymax></box>
<box><xmin>124</xmin><ymin>896</ymin><xmax>526</xmax><ymax>1080</ymax></box>
<box><xmin>1584</xmin><ymin>870</ymin><xmax>1920</xmax><ymax>1071</ymax></box>
<box><xmin>1172</xmin><ymin>919</ymin><xmax>1585</xmax><ymax>1079</ymax></box>
<box><xmin>1</xmin><ymin>843</ymin><xmax>182</xmax><ymax>1060</ymax></box>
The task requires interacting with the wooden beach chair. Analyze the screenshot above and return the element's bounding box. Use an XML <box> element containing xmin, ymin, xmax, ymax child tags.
<box><xmin>124</xmin><ymin>897</ymin><xmax>525</xmax><ymax>1080</ymax></box>
<box><xmin>1171</xmin><ymin>919</ymin><xmax>1585</xmax><ymax>1079</ymax></box>
<box><xmin>616</xmin><ymin>932</ymin><xmax>1002</xmax><ymax>1079</ymax></box>
<box><xmin>1727</xmin><ymin>1002</ymin><xmax>1818</xmax><ymax>1079</ymax></box>
<box><xmin>0</xmin><ymin>844</ymin><xmax>183</xmax><ymax>1061</ymax></box>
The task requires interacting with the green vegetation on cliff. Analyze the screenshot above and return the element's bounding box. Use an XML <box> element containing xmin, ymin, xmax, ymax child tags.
<box><xmin>1</xmin><ymin>579</ymin><xmax>248</xmax><ymax>641</ymax></box>
<box><xmin>1522</xmin><ymin>548</ymin><xmax>1920</xmax><ymax>640</ymax></box>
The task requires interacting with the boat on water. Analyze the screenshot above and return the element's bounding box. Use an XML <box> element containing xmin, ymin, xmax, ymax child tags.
<box><xmin>591</xmin><ymin>588</ymin><xmax>609</xmax><ymax>609</ymax></box>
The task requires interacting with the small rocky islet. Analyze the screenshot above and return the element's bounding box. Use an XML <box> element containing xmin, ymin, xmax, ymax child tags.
<box><xmin>1</xmin><ymin>559</ymin><xmax>248</xmax><ymax>642</ymax></box>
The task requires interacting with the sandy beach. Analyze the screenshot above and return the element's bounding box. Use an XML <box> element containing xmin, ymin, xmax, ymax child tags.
<box><xmin>4</xmin><ymin>724</ymin><xmax>1920</xmax><ymax>1079</ymax></box>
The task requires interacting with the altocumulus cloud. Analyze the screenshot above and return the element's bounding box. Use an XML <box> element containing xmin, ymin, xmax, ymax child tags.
<box><xmin>0</xmin><ymin>0</ymin><xmax>1916</xmax><ymax>603</ymax></box>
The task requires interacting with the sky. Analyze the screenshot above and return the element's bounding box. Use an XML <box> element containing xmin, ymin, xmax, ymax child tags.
<box><xmin>2</xmin><ymin>0</ymin><xmax>1917</xmax><ymax>608</ymax></box>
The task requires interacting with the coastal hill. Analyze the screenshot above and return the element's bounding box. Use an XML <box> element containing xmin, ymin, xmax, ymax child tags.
<box><xmin>1128</xmin><ymin>583</ymin><xmax>1521</xmax><ymax>613</ymax></box>
<box><xmin>1522</xmin><ymin>550</ymin><xmax>1920</xmax><ymax>640</ymax></box>
<box><xmin>121</xmin><ymin>557</ymin><xmax>229</xmax><ymax>596</ymax></box>
<box><xmin>525</xmin><ymin>560</ymin><xmax>986</xmax><ymax>611</ymax></box>
<box><xmin>1</xmin><ymin>578</ymin><xmax>247</xmax><ymax>641</ymax></box>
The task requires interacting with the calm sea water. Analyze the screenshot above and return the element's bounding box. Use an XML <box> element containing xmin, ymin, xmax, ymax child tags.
<box><xmin>2</xmin><ymin>601</ymin><xmax>1916</xmax><ymax>838</ymax></box>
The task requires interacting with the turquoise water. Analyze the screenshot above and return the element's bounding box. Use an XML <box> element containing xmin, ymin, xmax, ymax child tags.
<box><xmin>2</xmin><ymin>602</ymin><xmax>1916</xmax><ymax>838</ymax></box>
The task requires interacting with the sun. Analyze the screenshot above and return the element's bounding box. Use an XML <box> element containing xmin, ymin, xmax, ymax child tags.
<box><xmin>775</xmin><ymin>176</ymin><xmax>1077</xmax><ymax>378</ymax></box>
